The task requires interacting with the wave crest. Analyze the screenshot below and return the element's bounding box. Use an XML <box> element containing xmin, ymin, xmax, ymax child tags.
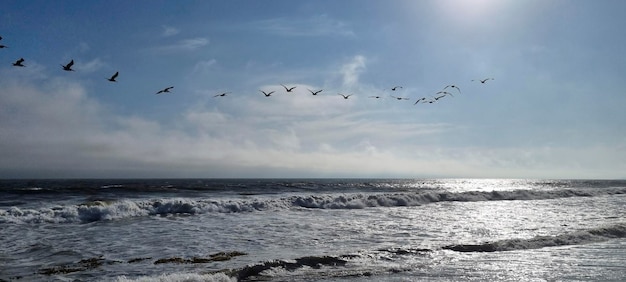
<box><xmin>2</xmin><ymin>187</ymin><xmax>624</xmax><ymax>224</ymax></box>
<box><xmin>443</xmin><ymin>223</ymin><xmax>626</xmax><ymax>252</ymax></box>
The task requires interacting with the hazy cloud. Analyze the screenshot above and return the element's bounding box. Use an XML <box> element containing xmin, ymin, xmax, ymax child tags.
<box><xmin>153</xmin><ymin>37</ymin><xmax>209</xmax><ymax>53</ymax></box>
<box><xmin>161</xmin><ymin>25</ymin><xmax>180</xmax><ymax>37</ymax></box>
<box><xmin>253</xmin><ymin>15</ymin><xmax>355</xmax><ymax>37</ymax></box>
<box><xmin>77</xmin><ymin>58</ymin><xmax>107</xmax><ymax>73</ymax></box>
<box><xmin>341</xmin><ymin>55</ymin><xmax>366</xmax><ymax>88</ymax></box>
<box><xmin>191</xmin><ymin>59</ymin><xmax>218</xmax><ymax>74</ymax></box>
<box><xmin>1</xmin><ymin>74</ymin><xmax>624</xmax><ymax>178</ymax></box>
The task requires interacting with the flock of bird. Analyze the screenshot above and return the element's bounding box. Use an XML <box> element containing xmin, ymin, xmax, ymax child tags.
<box><xmin>2</xmin><ymin>35</ymin><xmax>494</xmax><ymax>106</ymax></box>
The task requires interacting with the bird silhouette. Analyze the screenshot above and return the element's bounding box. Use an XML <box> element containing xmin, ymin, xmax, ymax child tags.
<box><xmin>308</xmin><ymin>89</ymin><xmax>323</xmax><ymax>95</ymax></box>
<box><xmin>107</xmin><ymin>71</ymin><xmax>119</xmax><ymax>82</ymax></box>
<box><xmin>390</xmin><ymin>95</ymin><xmax>409</xmax><ymax>100</ymax></box>
<box><xmin>433</xmin><ymin>94</ymin><xmax>448</xmax><ymax>101</ymax></box>
<box><xmin>391</xmin><ymin>86</ymin><xmax>403</xmax><ymax>91</ymax></box>
<box><xmin>436</xmin><ymin>91</ymin><xmax>454</xmax><ymax>97</ymax></box>
<box><xmin>443</xmin><ymin>85</ymin><xmax>461</xmax><ymax>94</ymax></box>
<box><xmin>369</xmin><ymin>95</ymin><xmax>383</xmax><ymax>99</ymax></box>
<box><xmin>472</xmin><ymin>78</ymin><xmax>494</xmax><ymax>83</ymax></box>
<box><xmin>156</xmin><ymin>86</ymin><xmax>174</xmax><ymax>94</ymax></box>
<box><xmin>414</xmin><ymin>97</ymin><xmax>427</xmax><ymax>105</ymax></box>
<box><xmin>0</xmin><ymin>45</ymin><xmax>7</xmax><ymax>49</ymax></box>
<box><xmin>12</xmin><ymin>58</ymin><xmax>25</xmax><ymax>67</ymax></box>
<box><xmin>281</xmin><ymin>84</ymin><xmax>296</xmax><ymax>92</ymax></box>
<box><xmin>338</xmin><ymin>93</ymin><xmax>352</xmax><ymax>99</ymax></box>
<box><xmin>61</xmin><ymin>59</ymin><xmax>74</xmax><ymax>71</ymax></box>
<box><xmin>260</xmin><ymin>90</ymin><xmax>275</xmax><ymax>97</ymax></box>
<box><xmin>214</xmin><ymin>92</ymin><xmax>230</xmax><ymax>97</ymax></box>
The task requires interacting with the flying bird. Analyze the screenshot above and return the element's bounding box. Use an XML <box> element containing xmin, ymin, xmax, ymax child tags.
<box><xmin>338</xmin><ymin>93</ymin><xmax>352</xmax><ymax>99</ymax></box>
<box><xmin>107</xmin><ymin>71</ymin><xmax>119</xmax><ymax>82</ymax></box>
<box><xmin>308</xmin><ymin>89</ymin><xmax>323</xmax><ymax>95</ymax></box>
<box><xmin>12</xmin><ymin>58</ymin><xmax>25</xmax><ymax>67</ymax></box>
<box><xmin>260</xmin><ymin>90</ymin><xmax>275</xmax><ymax>97</ymax></box>
<box><xmin>61</xmin><ymin>59</ymin><xmax>75</xmax><ymax>71</ymax></box>
<box><xmin>281</xmin><ymin>84</ymin><xmax>296</xmax><ymax>92</ymax></box>
<box><xmin>443</xmin><ymin>85</ymin><xmax>461</xmax><ymax>94</ymax></box>
<box><xmin>156</xmin><ymin>86</ymin><xmax>174</xmax><ymax>94</ymax></box>
<box><xmin>369</xmin><ymin>95</ymin><xmax>383</xmax><ymax>99</ymax></box>
<box><xmin>0</xmin><ymin>45</ymin><xmax>7</xmax><ymax>49</ymax></box>
<box><xmin>472</xmin><ymin>78</ymin><xmax>494</xmax><ymax>83</ymax></box>
<box><xmin>436</xmin><ymin>91</ymin><xmax>454</xmax><ymax>97</ymax></box>
<box><xmin>414</xmin><ymin>97</ymin><xmax>427</xmax><ymax>105</ymax></box>
<box><xmin>391</xmin><ymin>86</ymin><xmax>403</xmax><ymax>91</ymax></box>
<box><xmin>433</xmin><ymin>94</ymin><xmax>448</xmax><ymax>101</ymax></box>
<box><xmin>390</xmin><ymin>95</ymin><xmax>410</xmax><ymax>100</ymax></box>
<box><xmin>214</xmin><ymin>92</ymin><xmax>230</xmax><ymax>97</ymax></box>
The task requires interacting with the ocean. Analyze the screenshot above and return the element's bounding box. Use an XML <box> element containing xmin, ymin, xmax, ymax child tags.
<box><xmin>0</xmin><ymin>178</ymin><xmax>624</xmax><ymax>281</ymax></box>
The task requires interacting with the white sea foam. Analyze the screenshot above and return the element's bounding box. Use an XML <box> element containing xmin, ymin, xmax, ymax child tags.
<box><xmin>2</xmin><ymin>187</ymin><xmax>625</xmax><ymax>224</ymax></box>
<box><xmin>114</xmin><ymin>272</ymin><xmax>236</xmax><ymax>282</ymax></box>
<box><xmin>443</xmin><ymin>222</ymin><xmax>626</xmax><ymax>252</ymax></box>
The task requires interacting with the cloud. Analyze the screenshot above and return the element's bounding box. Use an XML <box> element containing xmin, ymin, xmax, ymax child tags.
<box><xmin>191</xmin><ymin>59</ymin><xmax>218</xmax><ymax>74</ymax></box>
<box><xmin>341</xmin><ymin>55</ymin><xmax>366</xmax><ymax>88</ymax></box>
<box><xmin>252</xmin><ymin>15</ymin><xmax>355</xmax><ymax>37</ymax></box>
<box><xmin>0</xmin><ymin>71</ymin><xmax>436</xmax><ymax>177</ymax></box>
<box><xmin>153</xmin><ymin>37</ymin><xmax>209</xmax><ymax>53</ymax></box>
<box><xmin>161</xmin><ymin>25</ymin><xmax>180</xmax><ymax>37</ymax></box>
<box><xmin>1</xmin><ymin>65</ymin><xmax>624</xmax><ymax>179</ymax></box>
<box><xmin>77</xmin><ymin>58</ymin><xmax>107</xmax><ymax>73</ymax></box>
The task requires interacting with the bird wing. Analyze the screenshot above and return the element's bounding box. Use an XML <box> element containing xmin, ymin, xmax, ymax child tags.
<box><xmin>112</xmin><ymin>72</ymin><xmax>119</xmax><ymax>79</ymax></box>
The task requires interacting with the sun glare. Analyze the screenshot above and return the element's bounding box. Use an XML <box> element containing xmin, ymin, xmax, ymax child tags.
<box><xmin>437</xmin><ymin>0</ymin><xmax>503</xmax><ymax>27</ymax></box>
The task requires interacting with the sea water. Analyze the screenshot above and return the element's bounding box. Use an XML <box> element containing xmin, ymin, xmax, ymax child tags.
<box><xmin>0</xmin><ymin>179</ymin><xmax>625</xmax><ymax>281</ymax></box>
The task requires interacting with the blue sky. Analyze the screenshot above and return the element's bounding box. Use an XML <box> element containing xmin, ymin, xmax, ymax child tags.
<box><xmin>1</xmin><ymin>0</ymin><xmax>625</xmax><ymax>179</ymax></box>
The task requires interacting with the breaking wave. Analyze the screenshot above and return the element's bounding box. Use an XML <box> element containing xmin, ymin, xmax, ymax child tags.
<box><xmin>443</xmin><ymin>222</ymin><xmax>626</xmax><ymax>252</ymax></box>
<box><xmin>114</xmin><ymin>272</ymin><xmax>236</xmax><ymax>282</ymax></box>
<box><xmin>230</xmin><ymin>255</ymin><xmax>349</xmax><ymax>281</ymax></box>
<box><xmin>2</xmin><ymin>186</ymin><xmax>625</xmax><ymax>224</ymax></box>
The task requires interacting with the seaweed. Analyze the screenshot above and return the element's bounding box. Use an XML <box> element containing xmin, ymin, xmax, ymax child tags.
<box><xmin>38</xmin><ymin>256</ymin><xmax>108</xmax><ymax>275</ymax></box>
<box><xmin>153</xmin><ymin>251</ymin><xmax>247</xmax><ymax>265</ymax></box>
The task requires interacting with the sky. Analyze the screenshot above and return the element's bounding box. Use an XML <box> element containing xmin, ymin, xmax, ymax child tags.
<box><xmin>1</xmin><ymin>0</ymin><xmax>625</xmax><ymax>179</ymax></box>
